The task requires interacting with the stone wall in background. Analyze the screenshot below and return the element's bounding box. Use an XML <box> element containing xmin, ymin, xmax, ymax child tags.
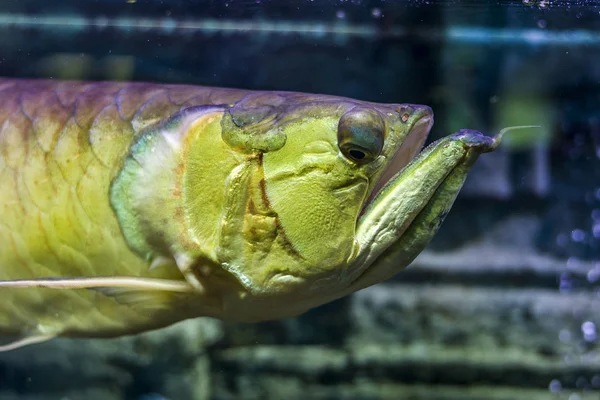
<box><xmin>0</xmin><ymin>1</ymin><xmax>599</xmax><ymax>399</ymax></box>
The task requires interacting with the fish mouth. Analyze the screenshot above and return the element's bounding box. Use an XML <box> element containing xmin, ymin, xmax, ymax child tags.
<box><xmin>361</xmin><ymin>113</ymin><xmax>434</xmax><ymax>214</ymax></box>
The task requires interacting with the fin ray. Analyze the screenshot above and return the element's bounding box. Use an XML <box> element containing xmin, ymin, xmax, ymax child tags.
<box><xmin>91</xmin><ymin>286</ymin><xmax>186</xmax><ymax>311</ymax></box>
<box><xmin>0</xmin><ymin>276</ymin><xmax>196</xmax><ymax>293</ymax></box>
<box><xmin>0</xmin><ymin>334</ymin><xmax>55</xmax><ymax>352</ymax></box>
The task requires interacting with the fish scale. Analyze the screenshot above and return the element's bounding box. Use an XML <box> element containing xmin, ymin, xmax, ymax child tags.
<box><xmin>0</xmin><ymin>79</ymin><xmax>224</xmax><ymax>337</ymax></box>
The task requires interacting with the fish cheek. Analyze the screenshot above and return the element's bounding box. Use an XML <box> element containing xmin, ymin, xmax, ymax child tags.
<box><xmin>262</xmin><ymin>156</ymin><xmax>367</xmax><ymax>273</ymax></box>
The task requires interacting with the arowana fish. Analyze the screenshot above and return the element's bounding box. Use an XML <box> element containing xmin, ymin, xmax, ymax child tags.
<box><xmin>0</xmin><ymin>78</ymin><xmax>535</xmax><ymax>351</ymax></box>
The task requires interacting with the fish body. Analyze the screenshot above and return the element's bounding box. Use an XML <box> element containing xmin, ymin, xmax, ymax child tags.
<box><xmin>0</xmin><ymin>78</ymin><xmax>506</xmax><ymax>343</ymax></box>
<box><xmin>0</xmin><ymin>79</ymin><xmax>227</xmax><ymax>337</ymax></box>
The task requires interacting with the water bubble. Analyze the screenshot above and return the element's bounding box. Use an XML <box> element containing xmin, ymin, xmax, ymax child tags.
<box><xmin>571</xmin><ymin>229</ymin><xmax>586</xmax><ymax>242</ymax></box>
<box><xmin>567</xmin><ymin>257</ymin><xmax>582</xmax><ymax>269</ymax></box>
<box><xmin>593</xmin><ymin>223</ymin><xmax>600</xmax><ymax>238</ymax></box>
<box><xmin>560</xmin><ymin>272</ymin><xmax>572</xmax><ymax>292</ymax></box>
<box><xmin>559</xmin><ymin>329</ymin><xmax>572</xmax><ymax>343</ymax></box>
<box><xmin>564</xmin><ymin>353</ymin><xmax>577</xmax><ymax>365</ymax></box>
<box><xmin>556</xmin><ymin>233</ymin><xmax>569</xmax><ymax>247</ymax></box>
<box><xmin>537</xmin><ymin>19</ymin><xmax>547</xmax><ymax>28</ymax></box>
<box><xmin>371</xmin><ymin>8</ymin><xmax>382</xmax><ymax>18</ymax></box>
<box><xmin>549</xmin><ymin>379</ymin><xmax>563</xmax><ymax>392</ymax></box>
<box><xmin>582</xmin><ymin>321</ymin><xmax>597</xmax><ymax>342</ymax></box>
<box><xmin>588</xmin><ymin>266</ymin><xmax>600</xmax><ymax>283</ymax></box>
<box><xmin>336</xmin><ymin>10</ymin><xmax>346</xmax><ymax>19</ymax></box>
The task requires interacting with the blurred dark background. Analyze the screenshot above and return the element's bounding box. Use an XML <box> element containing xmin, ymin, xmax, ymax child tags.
<box><xmin>0</xmin><ymin>1</ymin><xmax>599</xmax><ymax>399</ymax></box>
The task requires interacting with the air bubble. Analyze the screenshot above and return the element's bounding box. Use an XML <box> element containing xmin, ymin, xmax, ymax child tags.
<box><xmin>567</xmin><ymin>257</ymin><xmax>582</xmax><ymax>269</ymax></box>
<box><xmin>560</xmin><ymin>272</ymin><xmax>574</xmax><ymax>293</ymax></box>
<box><xmin>559</xmin><ymin>329</ymin><xmax>571</xmax><ymax>343</ymax></box>
<box><xmin>549</xmin><ymin>379</ymin><xmax>562</xmax><ymax>392</ymax></box>
<box><xmin>571</xmin><ymin>229</ymin><xmax>585</xmax><ymax>242</ymax></box>
<box><xmin>588</xmin><ymin>266</ymin><xmax>600</xmax><ymax>283</ymax></box>
<box><xmin>582</xmin><ymin>321</ymin><xmax>597</xmax><ymax>342</ymax></box>
<box><xmin>564</xmin><ymin>354</ymin><xmax>577</xmax><ymax>365</ymax></box>
<box><xmin>371</xmin><ymin>8</ymin><xmax>382</xmax><ymax>18</ymax></box>
<box><xmin>556</xmin><ymin>233</ymin><xmax>568</xmax><ymax>247</ymax></box>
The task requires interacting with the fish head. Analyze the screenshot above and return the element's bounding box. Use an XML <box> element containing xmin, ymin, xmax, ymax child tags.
<box><xmin>112</xmin><ymin>89</ymin><xmax>486</xmax><ymax>322</ymax></box>
<box><xmin>215</xmin><ymin>94</ymin><xmax>434</xmax><ymax>302</ymax></box>
<box><xmin>260</xmin><ymin>101</ymin><xmax>433</xmax><ymax>273</ymax></box>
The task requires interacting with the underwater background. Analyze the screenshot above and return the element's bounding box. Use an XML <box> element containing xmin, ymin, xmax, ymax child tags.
<box><xmin>0</xmin><ymin>0</ymin><xmax>599</xmax><ymax>399</ymax></box>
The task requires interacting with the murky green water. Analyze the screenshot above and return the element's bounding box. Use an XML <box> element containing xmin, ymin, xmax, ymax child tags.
<box><xmin>0</xmin><ymin>1</ymin><xmax>598</xmax><ymax>399</ymax></box>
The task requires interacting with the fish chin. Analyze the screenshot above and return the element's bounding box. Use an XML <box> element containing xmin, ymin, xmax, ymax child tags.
<box><xmin>361</xmin><ymin>114</ymin><xmax>434</xmax><ymax>214</ymax></box>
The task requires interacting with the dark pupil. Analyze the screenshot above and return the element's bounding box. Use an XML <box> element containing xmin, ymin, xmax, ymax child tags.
<box><xmin>349</xmin><ymin>149</ymin><xmax>366</xmax><ymax>160</ymax></box>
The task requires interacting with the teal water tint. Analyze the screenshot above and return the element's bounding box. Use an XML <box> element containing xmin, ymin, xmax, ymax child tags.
<box><xmin>0</xmin><ymin>1</ymin><xmax>599</xmax><ymax>399</ymax></box>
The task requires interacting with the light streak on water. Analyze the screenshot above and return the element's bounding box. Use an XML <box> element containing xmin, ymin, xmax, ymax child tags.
<box><xmin>0</xmin><ymin>14</ymin><xmax>599</xmax><ymax>46</ymax></box>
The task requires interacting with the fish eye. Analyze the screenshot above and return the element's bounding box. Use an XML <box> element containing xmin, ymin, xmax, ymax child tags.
<box><xmin>337</xmin><ymin>107</ymin><xmax>385</xmax><ymax>165</ymax></box>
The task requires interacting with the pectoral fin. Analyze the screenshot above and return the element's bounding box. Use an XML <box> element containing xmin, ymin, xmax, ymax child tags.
<box><xmin>0</xmin><ymin>276</ymin><xmax>199</xmax><ymax>312</ymax></box>
<box><xmin>0</xmin><ymin>334</ymin><xmax>55</xmax><ymax>352</ymax></box>
<box><xmin>0</xmin><ymin>276</ymin><xmax>196</xmax><ymax>292</ymax></box>
<box><xmin>90</xmin><ymin>286</ymin><xmax>187</xmax><ymax>311</ymax></box>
